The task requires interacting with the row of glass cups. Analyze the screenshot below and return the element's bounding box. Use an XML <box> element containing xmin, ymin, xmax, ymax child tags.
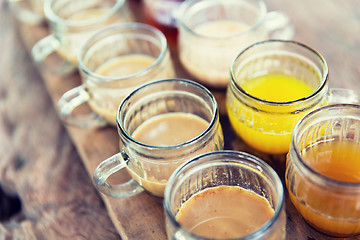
<box><xmin>27</xmin><ymin>0</ymin><xmax>294</xmax><ymax>87</ymax></box>
<box><xmin>16</xmin><ymin>0</ymin><xmax>360</xmax><ymax>238</ymax></box>
<box><xmin>93</xmin><ymin>75</ymin><xmax>360</xmax><ymax>239</ymax></box>
<box><xmin>25</xmin><ymin>0</ymin><xmax>297</xmax><ymax>131</ymax></box>
<box><xmin>77</xmin><ymin>33</ymin><xmax>360</xmax><ymax>239</ymax></box>
<box><xmin>93</xmin><ymin>78</ymin><xmax>287</xmax><ymax>239</ymax></box>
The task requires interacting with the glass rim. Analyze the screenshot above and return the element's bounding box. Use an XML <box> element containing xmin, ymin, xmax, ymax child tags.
<box><xmin>292</xmin><ymin>103</ymin><xmax>360</xmax><ymax>188</ymax></box>
<box><xmin>117</xmin><ymin>78</ymin><xmax>219</xmax><ymax>151</ymax></box>
<box><xmin>78</xmin><ymin>22</ymin><xmax>168</xmax><ymax>83</ymax></box>
<box><xmin>230</xmin><ymin>39</ymin><xmax>329</xmax><ymax>106</ymax></box>
<box><xmin>44</xmin><ymin>0</ymin><xmax>125</xmax><ymax>27</ymax></box>
<box><xmin>177</xmin><ymin>0</ymin><xmax>267</xmax><ymax>40</ymax></box>
<box><xmin>164</xmin><ymin>150</ymin><xmax>285</xmax><ymax>240</ymax></box>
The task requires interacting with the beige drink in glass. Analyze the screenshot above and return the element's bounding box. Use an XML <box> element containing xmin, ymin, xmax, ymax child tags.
<box><xmin>181</xmin><ymin>20</ymin><xmax>251</xmax><ymax>87</ymax></box>
<box><xmin>193</xmin><ymin>20</ymin><xmax>250</xmax><ymax>38</ymax></box>
<box><xmin>58</xmin><ymin>23</ymin><xmax>175</xmax><ymax>128</ymax></box>
<box><xmin>175</xmin><ymin>185</ymin><xmax>275</xmax><ymax>239</ymax></box>
<box><xmin>32</xmin><ymin>0</ymin><xmax>132</xmax><ymax>73</ymax></box>
<box><xmin>127</xmin><ymin>112</ymin><xmax>209</xmax><ymax>197</ymax></box>
<box><xmin>164</xmin><ymin>151</ymin><xmax>286</xmax><ymax>239</ymax></box>
<box><xmin>177</xmin><ymin>0</ymin><xmax>294</xmax><ymax>88</ymax></box>
<box><xmin>93</xmin><ymin>79</ymin><xmax>224</xmax><ymax>198</ymax></box>
<box><xmin>88</xmin><ymin>54</ymin><xmax>157</xmax><ymax>124</ymax></box>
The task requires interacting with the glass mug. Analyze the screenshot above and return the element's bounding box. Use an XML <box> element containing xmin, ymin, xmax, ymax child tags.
<box><xmin>93</xmin><ymin>79</ymin><xmax>224</xmax><ymax>198</ymax></box>
<box><xmin>164</xmin><ymin>150</ymin><xmax>286</xmax><ymax>240</ymax></box>
<box><xmin>177</xmin><ymin>0</ymin><xmax>294</xmax><ymax>88</ymax></box>
<box><xmin>286</xmin><ymin>104</ymin><xmax>360</xmax><ymax>237</ymax></box>
<box><xmin>143</xmin><ymin>0</ymin><xmax>184</xmax><ymax>46</ymax></box>
<box><xmin>57</xmin><ymin>23</ymin><xmax>175</xmax><ymax>128</ymax></box>
<box><xmin>226</xmin><ymin>40</ymin><xmax>359</xmax><ymax>154</ymax></box>
<box><xmin>7</xmin><ymin>0</ymin><xmax>44</xmax><ymax>25</ymax></box>
<box><xmin>31</xmin><ymin>0</ymin><xmax>132</xmax><ymax>73</ymax></box>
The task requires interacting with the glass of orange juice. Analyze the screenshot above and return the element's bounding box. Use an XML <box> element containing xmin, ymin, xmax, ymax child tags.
<box><xmin>226</xmin><ymin>40</ymin><xmax>359</xmax><ymax>154</ymax></box>
<box><xmin>164</xmin><ymin>150</ymin><xmax>286</xmax><ymax>240</ymax></box>
<box><xmin>286</xmin><ymin>104</ymin><xmax>360</xmax><ymax>237</ymax></box>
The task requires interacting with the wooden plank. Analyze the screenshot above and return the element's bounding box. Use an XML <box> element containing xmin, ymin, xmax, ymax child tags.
<box><xmin>7</xmin><ymin>0</ymin><xmax>360</xmax><ymax>239</ymax></box>
<box><xmin>0</xmin><ymin>2</ymin><xmax>120</xmax><ymax>239</ymax></box>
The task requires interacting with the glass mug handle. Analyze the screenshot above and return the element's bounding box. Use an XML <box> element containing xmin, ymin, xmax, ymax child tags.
<box><xmin>32</xmin><ymin>34</ymin><xmax>76</xmax><ymax>74</ymax></box>
<box><xmin>57</xmin><ymin>85</ymin><xmax>108</xmax><ymax>128</ymax></box>
<box><xmin>265</xmin><ymin>11</ymin><xmax>294</xmax><ymax>40</ymax></box>
<box><xmin>93</xmin><ymin>151</ymin><xmax>144</xmax><ymax>198</ymax></box>
<box><xmin>32</xmin><ymin>35</ymin><xmax>60</xmax><ymax>63</ymax></box>
<box><xmin>328</xmin><ymin>88</ymin><xmax>359</xmax><ymax>104</ymax></box>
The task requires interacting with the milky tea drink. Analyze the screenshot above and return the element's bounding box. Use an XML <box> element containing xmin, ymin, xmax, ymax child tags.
<box><xmin>127</xmin><ymin>113</ymin><xmax>210</xmax><ymax>197</ymax></box>
<box><xmin>93</xmin><ymin>79</ymin><xmax>224</xmax><ymax>198</ymax></box>
<box><xmin>32</xmin><ymin>0</ymin><xmax>132</xmax><ymax>70</ymax></box>
<box><xmin>58</xmin><ymin>23</ymin><xmax>175</xmax><ymax>128</ymax></box>
<box><xmin>56</xmin><ymin>8</ymin><xmax>116</xmax><ymax>64</ymax></box>
<box><xmin>180</xmin><ymin>20</ymin><xmax>252</xmax><ymax>87</ymax></box>
<box><xmin>88</xmin><ymin>54</ymin><xmax>158</xmax><ymax>125</ymax></box>
<box><xmin>164</xmin><ymin>151</ymin><xmax>286</xmax><ymax>240</ymax></box>
<box><xmin>177</xmin><ymin>0</ymin><xmax>293</xmax><ymax>88</ymax></box>
<box><xmin>175</xmin><ymin>185</ymin><xmax>275</xmax><ymax>239</ymax></box>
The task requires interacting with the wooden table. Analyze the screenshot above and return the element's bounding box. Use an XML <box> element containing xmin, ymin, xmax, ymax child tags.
<box><xmin>1</xmin><ymin>0</ymin><xmax>359</xmax><ymax>239</ymax></box>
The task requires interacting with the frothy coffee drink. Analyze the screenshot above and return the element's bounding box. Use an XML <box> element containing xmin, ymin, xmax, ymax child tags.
<box><xmin>176</xmin><ymin>185</ymin><xmax>275</xmax><ymax>239</ymax></box>
<box><xmin>87</xmin><ymin>54</ymin><xmax>160</xmax><ymax>125</ymax></box>
<box><xmin>132</xmin><ymin>113</ymin><xmax>209</xmax><ymax>146</ymax></box>
<box><xmin>194</xmin><ymin>20</ymin><xmax>250</xmax><ymax>37</ymax></box>
<box><xmin>180</xmin><ymin>20</ymin><xmax>253</xmax><ymax>88</ymax></box>
<box><xmin>67</xmin><ymin>8</ymin><xmax>108</xmax><ymax>21</ymax></box>
<box><xmin>127</xmin><ymin>112</ymin><xmax>210</xmax><ymax>197</ymax></box>
<box><xmin>57</xmin><ymin>8</ymin><xmax>125</xmax><ymax>65</ymax></box>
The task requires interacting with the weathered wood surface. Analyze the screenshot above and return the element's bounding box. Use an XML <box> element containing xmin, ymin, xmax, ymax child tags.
<box><xmin>1</xmin><ymin>0</ymin><xmax>360</xmax><ymax>239</ymax></box>
<box><xmin>0</xmin><ymin>0</ymin><xmax>120</xmax><ymax>239</ymax></box>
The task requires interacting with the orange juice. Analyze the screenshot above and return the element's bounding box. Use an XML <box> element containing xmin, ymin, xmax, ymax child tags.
<box><xmin>227</xmin><ymin>73</ymin><xmax>315</xmax><ymax>154</ymax></box>
<box><xmin>242</xmin><ymin>74</ymin><xmax>314</xmax><ymax>102</ymax></box>
<box><xmin>288</xmin><ymin>139</ymin><xmax>360</xmax><ymax>236</ymax></box>
<box><xmin>303</xmin><ymin>139</ymin><xmax>360</xmax><ymax>182</ymax></box>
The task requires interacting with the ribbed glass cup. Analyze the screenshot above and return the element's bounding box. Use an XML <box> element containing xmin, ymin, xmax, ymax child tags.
<box><xmin>286</xmin><ymin>104</ymin><xmax>360</xmax><ymax>237</ymax></box>
<box><xmin>164</xmin><ymin>150</ymin><xmax>285</xmax><ymax>240</ymax></box>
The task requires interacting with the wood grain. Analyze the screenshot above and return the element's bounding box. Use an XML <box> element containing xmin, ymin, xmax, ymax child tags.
<box><xmin>1</xmin><ymin>0</ymin><xmax>360</xmax><ymax>239</ymax></box>
<box><xmin>0</xmin><ymin>0</ymin><xmax>120</xmax><ymax>239</ymax></box>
